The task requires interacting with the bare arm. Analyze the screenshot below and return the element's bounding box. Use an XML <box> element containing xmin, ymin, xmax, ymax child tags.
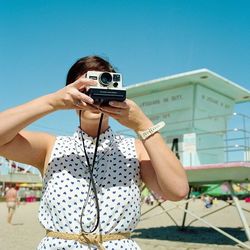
<box><xmin>136</xmin><ymin>135</ymin><xmax>189</xmax><ymax>201</ymax></box>
<box><xmin>99</xmin><ymin>99</ymin><xmax>190</xmax><ymax>201</ymax></box>
<box><xmin>0</xmin><ymin>77</ymin><xmax>96</xmax><ymax>172</ymax></box>
<box><xmin>0</xmin><ymin>95</ymin><xmax>56</xmax><ymax>147</ymax></box>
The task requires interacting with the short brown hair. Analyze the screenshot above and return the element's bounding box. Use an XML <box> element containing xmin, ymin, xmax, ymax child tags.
<box><xmin>66</xmin><ymin>55</ymin><xmax>116</xmax><ymax>85</ymax></box>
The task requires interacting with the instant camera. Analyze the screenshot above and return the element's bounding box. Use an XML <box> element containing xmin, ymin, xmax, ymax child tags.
<box><xmin>86</xmin><ymin>71</ymin><xmax>126</xmax><ymax>105</ymax></box>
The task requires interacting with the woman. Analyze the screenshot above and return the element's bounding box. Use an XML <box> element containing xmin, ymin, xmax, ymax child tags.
<box><xmin>0</xmin><ymin>56</ymin><xmax>189</xmax><ymax>249</ymax></box>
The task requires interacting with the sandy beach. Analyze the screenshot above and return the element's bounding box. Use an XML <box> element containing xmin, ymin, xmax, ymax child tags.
<box><xmin>0</xmin><ymin>199</ymin><xmax>249</xmax><ymax>250</ymax></box>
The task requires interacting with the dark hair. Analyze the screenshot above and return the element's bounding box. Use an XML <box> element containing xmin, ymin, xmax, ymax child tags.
<box><xmin>66</xmin><ymin>55</ymin><xmax>116</xmax><ymax>85</ymax></box>
<box><xmin>9</xmin><ymin>183</ymin><xmax>16</xmax><ymax>188</ymax></box>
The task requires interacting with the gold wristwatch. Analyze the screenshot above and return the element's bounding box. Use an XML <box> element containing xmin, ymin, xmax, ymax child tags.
<box><xmin>137</xmin><ymin>121</ymin><xmax>165</xmax><ymax>140</ymax></box>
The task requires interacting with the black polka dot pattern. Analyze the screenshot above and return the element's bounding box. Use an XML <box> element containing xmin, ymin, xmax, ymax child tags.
<box><xmin>37</xmin><ymin>127</ymin><xmax>141</xmax><ymax>249</ymax></box>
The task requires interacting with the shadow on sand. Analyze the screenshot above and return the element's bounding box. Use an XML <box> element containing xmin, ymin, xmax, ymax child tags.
<box><xmin>133</xmin><ymin>226</ymin><xmax>247</xmax><ymax>246</ymax></box>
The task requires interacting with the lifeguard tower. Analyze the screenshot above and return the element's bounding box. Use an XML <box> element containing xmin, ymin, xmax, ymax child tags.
<box><xmin>126</xmin><ymin>69</ymin><xmax>249</xmax><ymax>166</ymax></box>
<box><xmin>125</xmin><ymin>69</ymin><xmax>250</xmax><ymax>248</ymax></box>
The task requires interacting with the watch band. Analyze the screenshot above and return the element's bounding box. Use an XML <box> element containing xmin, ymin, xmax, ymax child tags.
<box><xmin>137</xmin><ymin>121</ymin><xmax>165</xmax><ymax>140</ymax></box>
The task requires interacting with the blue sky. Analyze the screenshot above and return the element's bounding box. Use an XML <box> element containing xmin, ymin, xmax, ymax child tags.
<box><xmin>0</xmin><ymin>0</ymin><xmax>249</xmax><ymax>137</ymax></box>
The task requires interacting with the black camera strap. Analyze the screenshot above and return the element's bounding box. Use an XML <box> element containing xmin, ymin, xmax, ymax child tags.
<box><xmin>78</xmin><ymin>110</ymin><xmax>104</xmax><ymax>233</ymax></box>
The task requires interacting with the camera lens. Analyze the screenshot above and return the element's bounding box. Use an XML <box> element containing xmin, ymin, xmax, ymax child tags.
<box><xmin>100</xmin><ymin>72</ymin><xmax>112</xmax><ymax>86</ymax></box>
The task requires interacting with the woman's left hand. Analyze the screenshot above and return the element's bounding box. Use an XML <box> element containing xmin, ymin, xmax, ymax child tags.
<box><xmin>99</xmin><ymin>99</ymin><xmax>153</xmax><ymax>132</ymax></box>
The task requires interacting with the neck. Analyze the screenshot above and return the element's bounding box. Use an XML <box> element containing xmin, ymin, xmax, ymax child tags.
<box><xmin>79</xmin><ymin>115</ymin><xmax>109</xmax><ymax>138</ymax></box>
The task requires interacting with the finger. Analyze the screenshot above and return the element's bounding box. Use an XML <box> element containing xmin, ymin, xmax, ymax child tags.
<box><xmin>101</xmin><ymin>110</ymin><xmax>120</xmax><ymax>120</ymax></box>
<box><xmin>108</xmin><ymin>101</ymin><xmax>129</xmax><ymax>109</ymax></box>
<box><xmin>72</xmin><ymin>77</ymin><xmax>96</xmax><ymax>90</ymax></box>
<box><xmin>99</xmin><ymin>106</ymin><xmax>123</xmax><ymax>115</ymax></box>
<box><xmin>88</xmin><ymin>103</ymin><xmax>101</xmax><ymax>110</ymax></box>
<box><xmin>76</xmin><ymin>92</ymin><xmax>94</xmax><ymax>104</ymax></box>
<box><xmin>74</xmin><ymin>100</ymin><xmax>87</xmax><ymax>108</ymax></box>
<box><xmin>74</xmin><ymin>102</ymin><xmax>100</xmax><ymax>112</ymax></box>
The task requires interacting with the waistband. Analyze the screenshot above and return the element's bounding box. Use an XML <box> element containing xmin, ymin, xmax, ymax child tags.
<box><xmin>46</xmin><ymin>230</ymin><xmax>131</xmax><ymax>250</ymax></box>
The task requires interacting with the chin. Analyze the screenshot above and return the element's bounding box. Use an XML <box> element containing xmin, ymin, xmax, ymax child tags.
<box><xmin>82</xmin><ymin>110</ymin><xmax>102</xmax><ymax>120</ymax></box>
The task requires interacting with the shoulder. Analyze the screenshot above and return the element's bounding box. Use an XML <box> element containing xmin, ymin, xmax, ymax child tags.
<box><xmin>43</xmin><ymin>133</ymin><xmax>74</xmax><ymax>174</ymax></box>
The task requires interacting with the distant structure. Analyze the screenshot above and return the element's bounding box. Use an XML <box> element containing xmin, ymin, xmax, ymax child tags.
<box><xmin>126</xmin><ymin>69</ymin><xmax>250</xmax><ymax>166</ymax></box>
<box><xmin>0</xmin><ymin>157</ymin><xmax>42</xmax><ymax>186</ymax></box>
<box><xmin>127</xmin><ymin>69</ymin><xmax>250</xmax><ymax>245</ymax></box>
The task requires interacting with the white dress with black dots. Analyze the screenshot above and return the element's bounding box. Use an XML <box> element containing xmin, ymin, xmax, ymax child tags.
<box><xmin>38</xmin><ymin>127</ymin><xmax>142</xmax><ymax>250</ymax></box>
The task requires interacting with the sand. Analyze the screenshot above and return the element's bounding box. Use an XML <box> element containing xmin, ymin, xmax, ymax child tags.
<box><xmin>0</xmin><ymin>199</ymin><xmax>249</xmax><ymax>250</ymax></box>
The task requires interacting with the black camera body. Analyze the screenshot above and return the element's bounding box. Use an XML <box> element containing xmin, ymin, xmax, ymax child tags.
<box><xmin>86</xmin><ymin>71</ymin><xmax>126</xmax><ymax>105</ymax></box>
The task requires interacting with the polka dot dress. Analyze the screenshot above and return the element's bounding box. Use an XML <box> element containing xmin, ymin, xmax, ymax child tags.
<box><xmin>38</xmin><ymin>127</ymin><xmax>142</xmax><ymax>250</ymax></box>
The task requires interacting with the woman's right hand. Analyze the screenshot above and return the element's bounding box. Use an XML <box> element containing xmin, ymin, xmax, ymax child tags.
<box><xmin>51</xmin><ymin>76</ymin><xmax>97</xmax><ymax>111</ymax></box>
<box><xmin>0</xmin><ymin>76</ymin><xmax>100</xmax><ymax>171</ymax></box>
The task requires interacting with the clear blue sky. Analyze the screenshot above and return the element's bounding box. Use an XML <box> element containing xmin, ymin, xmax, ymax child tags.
<box><xmin>0</xmin><ymin>0</ymin><xmax>250</xmax><ymax>137</ymax></box>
